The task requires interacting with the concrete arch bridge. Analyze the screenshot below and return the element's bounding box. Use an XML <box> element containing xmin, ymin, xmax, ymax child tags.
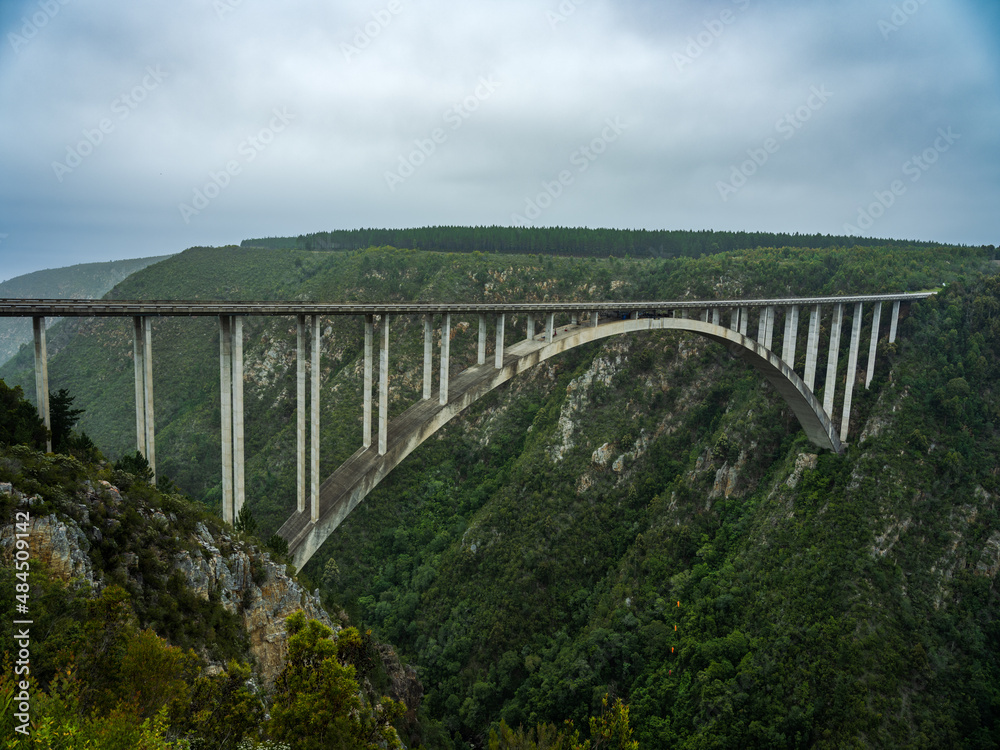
<box><xmin>0</xmin><ymin>293</ymin><xmax>932</xmax><ymax>567</ymax></box>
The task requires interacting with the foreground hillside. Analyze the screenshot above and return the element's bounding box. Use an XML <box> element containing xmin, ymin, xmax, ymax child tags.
<box><xmin>2</xmin><ymin>241</ymin><xmax>997</xmax><ymax>747</ymax></box>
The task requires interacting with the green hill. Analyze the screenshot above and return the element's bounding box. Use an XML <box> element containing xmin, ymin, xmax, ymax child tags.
<box><xmin>1</xmin><ymin>239</ymin><xmax>998</xmax><ymax>747</ymax></box>
<box><xmin>0</xmin><ymin>255</ymin><xmax>172</xmax><ymax>366</ymax></box>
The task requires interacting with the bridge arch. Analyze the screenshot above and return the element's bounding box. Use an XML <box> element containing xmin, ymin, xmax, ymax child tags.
<box><xmin>279</xmin><ymin>315</ymin><xmax>841</xmax><ymax>568</ymax></box>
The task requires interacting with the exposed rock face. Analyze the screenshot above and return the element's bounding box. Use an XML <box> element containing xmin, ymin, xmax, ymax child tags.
<box><xmin>785</xmin><ymin>452</ymin><xmax>818</xmax><ymax>489</ymax></box>
<box><xmin>173</xmin><ymin>521</ymin><xmax>334</xmax><ymax>687</ymax></box>
<box><xmin>0</xmin><ymin>510</ymin><xmax>95</xmax><ymax>587</ymax></box>
<box><xmin>0</xmin><ymin>482</ymin><xmax>421</xmax><ymax>706</ymax></box>
<box><xmin>975</xmin><ymin>530</ymin><xmax>1000</xmax><ymax>579</ymax></box>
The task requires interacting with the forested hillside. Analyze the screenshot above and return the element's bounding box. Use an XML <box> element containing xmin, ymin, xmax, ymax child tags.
<box><xmin>2</xmin><ymin>241</ymin><xmax>998</xmax><ymax>747</ymax></box>
<box><xmin>242</xmin><ymin>226</ymin><xmax>966</xmax><ymax>260</ymax></box>
<box><xmin>0</xmin><ymin>255</ymin><xmax>171</xmax><ymax>366</ymax></box>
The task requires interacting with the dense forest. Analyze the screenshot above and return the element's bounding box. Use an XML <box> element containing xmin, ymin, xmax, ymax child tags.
<box><xmin>1</xmin><ymin>240</ymin><xmax>999</xmax><ymax>747</ymax></box>
<box><xmin>241</xmin><ymin>226</ymin><xmax>980</xmax><ymax>260</ymax></box>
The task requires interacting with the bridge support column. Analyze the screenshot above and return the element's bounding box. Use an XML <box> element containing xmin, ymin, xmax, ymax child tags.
<box><xmin>840</xmin><ymin>302</ymin><xmax>863</xmax><ymax>443</ymax></box>
<box><xmin>495</xmin><ymin>313</ymin><xmax>505</xmax><ymax>368</ymax></box>
<box><xmin>422</xmin><ymin>315</ymin><xmax>432</xmax><ymax>400</ymax></box>
<box><xmin>546</xmin><ymin>313</ymin><xmax>554</xmax><ymax>343</ymax></box>
<box><xmin>233</xmin><ymin>317</ymin><xmax>244</xmax><ymax>514</ymax></box>
<box><xmin>591</xmin><ymin>311</ymin><xmax>599</xmax><ymax>327</ymax></box>
<box><xmin>364</xmin><ymin>315</ymin><xmax>374</xmax><ymax>447</ymax></box>
<box><xmin>739</xmin><ymin>307</ymin><xmax>749</xmax><ymax>336</ymax></box>
<box><xmin>527</xmin><ymin>315</ymin><xmax>535</xmax><ymax>340</ymax></box>
<box><xmin>220</xmin><ymin>316</ymin><xmax>245</xmax><ymax>522</ymax></box>
<box><xmin>310</xmin><ymin>315</ymin><xmax>320</xmax><ymax>522</ymax></box>
<box><xmin>865</xmin><ymin>302</ymin><xmax>882</xmax><ymax>388</ymax></box>
<box><xmin>782</xmin><ymin>305</ymin><xmax>799</xmax><ymax>366</ymax></box>
<box><xmin>379</xmin><ymin>316</ymin><xmax>389</xmax><ymax>457</ymax></box>
<box><xmin>712</xmin><ymin>308</ymin><xmax>721</xmax><ymax>326</ymax></box>
<box><xmin>804</xmin><ymin>304</ymin><xmax>821</xmax><ymax>391</ymax></box>
<box><xmin>478</xmin><ymin>315</ymin><xmax>487</xmax><ymax>365</ymax></box>
<box><xmin>762</xmin><ymin>306</ymin><xmax>775</xmax><ymax>351</ymax></box>
<box><xmin>32</xmin><ymin>317</ymin><xmax>51</xmax><ymax>452</ymax></box>
<box><xmin>132</xmin><ymin>316</ymin><xmax>156</xmax><ymax>473</ymax></box>
<box><xmin>729</xmin><ymin>309</ymin><xmax>738</xmax><ymax>331</ymax></box>
<box><xmin>219</xmin><ymin>317</ymin><xmax>234</xmax><ymax>524</ymax></box>
<box><xmin>889</xmin><ymin>300</ymin><xmax>900</xmax><ymax>343</ymax></box>
<box><xmin>297</xmin><ymin>316</ymin><xmax>306</xmax><ymax>512</ymax></box>
<box><xmin>440</xmin><ymin>313</ymin><xmax>451</xmax><ymax>405</ymax></box>
<box><xmin>571</xmin><ymin>313</ymin><xmax>578</xmax><ymax>326</ymax></box>
<box><xmin>823</xmin><ymin>303</ymin><xmax>844</xmax><ymax>416</ymax></box>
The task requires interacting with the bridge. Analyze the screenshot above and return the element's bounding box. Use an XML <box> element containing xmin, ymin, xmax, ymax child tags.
<box><xmin>0</xmin><ymin>292</ymin><xmax>933</xmax><ymax>567</ymax></box>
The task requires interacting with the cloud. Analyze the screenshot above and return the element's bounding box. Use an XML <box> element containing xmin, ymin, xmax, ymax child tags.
<box><xmin>0</xmin><ymin>0</ymin><xmax>997</xmax><ymax>281</ymax></box>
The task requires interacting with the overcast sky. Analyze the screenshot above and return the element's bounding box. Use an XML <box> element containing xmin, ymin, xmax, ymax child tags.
<box><xmin>0</xmin><ymin>0</ymin><xmax>997</xmax><ymax>282</ymax></box>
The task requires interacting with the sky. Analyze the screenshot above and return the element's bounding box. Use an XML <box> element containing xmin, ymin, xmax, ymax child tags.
<box><xmin>0</xmin><ymin>0</ymin><xmax>998</xmax><ymax>282</ymax></box>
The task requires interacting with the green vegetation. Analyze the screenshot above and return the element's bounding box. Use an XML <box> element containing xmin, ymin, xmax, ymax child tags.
<box><xmin>1</xmin><ymin>237</ymin><xmax>998</xmax><ymax>747</ymax></box>
<box><xmin>0</xmin><ymin>382</ymin><xmax>409</xmax><ymax>748</ymax></box>
<box><xmin>242</xmin><ymin>226</ymin><xmax>970</xmax><ymax>259</ymax></box>
<box><xmin>0</xmin><ymin>254</ymin><xmax>172</xmax><ymax>367</ymax></box>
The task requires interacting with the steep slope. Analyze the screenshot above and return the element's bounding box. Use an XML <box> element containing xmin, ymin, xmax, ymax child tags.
<box><xmin>0</xmin><ymin>241</ymin><xmax>994</xmax><ymax>747</ymax></box>
<box><xmin>0</xmin><ymin>255</ymin><xmax>172</xmax><ymax>366</ymax></box>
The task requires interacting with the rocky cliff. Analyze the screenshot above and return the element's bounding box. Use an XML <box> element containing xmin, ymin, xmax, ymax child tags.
<box><xmin>0</xmin><ymin>473</ymin><xmax>420</xmax><ymax>704</ymax></box>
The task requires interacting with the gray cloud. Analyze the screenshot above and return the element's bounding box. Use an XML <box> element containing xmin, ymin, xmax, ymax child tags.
<box><xmin>0</xmin><ymin>0</ymin><xmax>997</xmax><ymax>281</ymax></box>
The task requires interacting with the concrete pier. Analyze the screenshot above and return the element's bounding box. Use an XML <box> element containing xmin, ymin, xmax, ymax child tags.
<box><xmin>232</xmin><ymin>317</ymin><xmax>243</xmax><ymax>512</ymax></box>
<box><xmin>364</xmin><ymin>315</ymin><xmax>374</xmax><ymax>447</ymax></box>
<box><xmin>527</xmin><ymin>315</ymin><xmax>535</xmax><ymax>340</ymax></box>
<box><xmin>219</xmin><ymin>316</ymin><xmax>233</xmax><ymax>524</ymax></box>
<box><xmin>32</xmin><ymin>317</ymin><xmax>51</xmax><ymax>452</ymax></box>
<box><xmin>712</xmin><ymin>308</ymin><xmax>721</xmax><ymax>326</ymax></box>
<box><xmin>823</xmin><ymin>304</ymin><xmax>844</xmax><ymax>416</ymax></box>
<box><xmin>495</xmin><ymin>313</ymin><xmax>505</xmax><ymax>368</ymax></box>
<box><xmin>840</xmin><ymin>303</ymin><xmax>863</xmax><ymax>443</ymax></box>
<box><xmin>379</xmin><ymin>316</ymin><xmax>389</xmax><ymax>457</ymax></box>
<box><xmin>310</xmin><ymin>315</ymin><xmax>320</xmax><ymax>522</ymax></box>
<box><xmin>889</xmin><ymin>300</ymin><xmax>900</xmax><ymax>343</ymax></box>
<box><xmin>739</xmin><ymin>307</ymin><xmax>749</xmax><ymax>336</ymax></box>
<box><xmin>132</xmin><ymin>317</ymin><xmax>153</xmax><ymax>466</ymax></box>
<box><xmin>219</xmin><ymin>316</ymin><xmax>244</xmax><ymax>519</ymax></box>
<box><xmin>866</xmin><ymin>302</ymin><xmax>882</xmax><ymax>388</ymax></box>
<box><xmin>478</xmin><ymin>314</ymin><xmax>487</xmax><ymax>365</ymax></box>
<box><xmin>546</xmin><ymin>313</ymin><xmax>555</xmax><ymax>344</ymax></box>
<box><xmin>440</xmin><ymin>313</ymin><xmax>451</xmax><ymax>405</ymax></box>
<box><xmin>297</xmin><ymin>316</ymin><xmax>306</xmax><ymax>512</ymax></box>
<box><xmin>782</xmin><ymin>305</ymin><xmax>799</xmax><ymax>367</ymax></box>
<box><xmin>423</xmin><ymin>315</ymin><xmax>433</xmax><ymax>400</ymax></box>
<box><xmin>762</xmin><ymin>306</ymin><xmax>775</xmax><ymax>351</ymax></box>
<box><xmin>804</xmin><ymin>304</ymin><xmax>821</xmax><ymax>391</ymax></box>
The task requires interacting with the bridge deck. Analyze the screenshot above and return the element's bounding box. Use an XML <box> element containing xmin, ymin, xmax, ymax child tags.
<box><xmin>0</xmin><ymin>293</ymin><xmax>933</xmax><ymax>318</ymax></box>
